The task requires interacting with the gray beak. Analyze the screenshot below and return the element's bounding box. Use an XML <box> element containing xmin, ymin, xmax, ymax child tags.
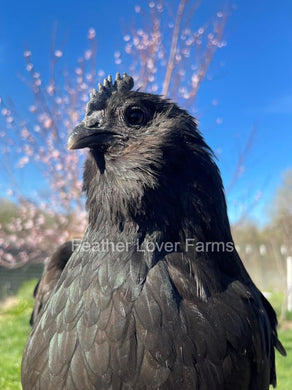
<box><xmin>67</xmin><ymin>123</ymin><xmax>119</xmax><ymax>150</ymax></box>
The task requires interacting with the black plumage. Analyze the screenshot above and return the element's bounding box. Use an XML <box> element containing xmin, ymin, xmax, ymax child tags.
<box><xmin>29</xmin><ymin>241</ymin><xmax>74</xmax><ymax>326</ymax></box>
<box><xmin>22</xmin><ymin>73</ymin><xmax>285</xmax><ymax>390</ymax></box>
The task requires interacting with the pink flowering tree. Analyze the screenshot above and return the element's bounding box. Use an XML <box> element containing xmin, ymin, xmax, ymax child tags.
<box><xmin>0</xmin><ymin>0</ymin><xmax>232</xmax><ymax>268</ymax></box>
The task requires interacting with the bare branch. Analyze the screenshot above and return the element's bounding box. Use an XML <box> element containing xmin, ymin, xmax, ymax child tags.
<box><xmin>226</xmin><ymin>124</ymin><xmax>257</xmax><ymax>194</ymax></box>
<box><xmin>162</xmin><ymin>0</ymin><xmax>188</xmax><ymax>97</ymax></box>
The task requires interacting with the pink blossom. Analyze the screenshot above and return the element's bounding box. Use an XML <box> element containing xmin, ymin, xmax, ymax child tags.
<box><xmin>24</xmin><ymin>220</ymin><xmax>34</xmax><ymax>229</ymax></box>
<box><xmin>36</xmin><ymin>215</ymin><xmax>45</xmax><ymax>225</ymax></box>
<box><xmin>1</xmin><ymin>108</ymin><xmax>10</xmax><ymax>116</ymax></box>
<box><xmin>26</xmin><ymin>63</ymin><xmax>33</xmax><ymax>71</ymax></box>
<box><xmin>125</xmin><ymin>44</ymin><xmax>132</xmax><ymax>54</ymax></box>
<box><xmin>147</xmin><ymin>58</ymin><xmax>154</xmax><ymax>69</ymax></box>
<box><xmin>157</xmin><ymin>3</ymin><xmax>163</xmax><ymax>12</ymax></box>
<box><xmin>88</xmin><ymin>28</ymin><xmax>96</xmax><ymax>40</ymax></box>
<box><xmin>54</xmin><ymin>50</ymin><xmax>63</xmax><ymax>58</ymax></box>
<box><xmin>17</xmin><ymin>156</ymin><xmax>29</xmax><ymax>168</ymax></box>
<box><xmin>4</xmin><ymin>253</ymin><xmax>15</xmax><ymax>263</ymax></box>
<box><xmin>183</xmin><ymin>28</ymin><xmax>191</xmax><ymax>35</ymax></box>
<box><xmin>19</xmin><ymin>251</ymin><xmax>29</xmax><ymax>262</ymax></box>
<box><xmin>84</xmin><ymin>50</ymin><xmax>92</xmax><ymax>60</ymax></box>
<box><xmin>191</xmin><ymin>73</ymin><xmax>199</xmax><ymax>86</ymax></box>
<box><xmin>55</xmin><ymin>97</ymin><xmax>63</xmax><ymax>104</ymax></box>
<box><xmin>43</xmin><ymin>118</ymin><xmax>53</xmax><ymax>128</ymax></box>
<box><xmin>133</xmin><ymin>37</ymin><xmax>139</xmax><ymax>46</ymax></box>
<box><xmin>24</xmin><ymin>145</ymin><xmax>34</xmax><ymax>156</ymax></box>
<box><xmin>21</xmin><ymin>128</ymin><xmax>30</xmax><ymax>138</ymax></box>
<box><xmin>51</xmin><ymin>150</ymin><xmax>60</xmax><ymax>158</ymax></box>
<box><xmin>9</xmin><ymin>234</ymin><xmax>18</xmax><ymax>243</ymax></box>
<box><xmin>58</xmin><ymin>216</ymin><xmax>68</xmax><ymax>225</ymax></box>
<box><xmin>24</xmin><ymin>50</ymin><xmax>31</xmax><ymax>57</ymax></box>
<box><xmin>80</xmin><ymin>82</ymin><xmax>88</xmax><ymax>90</ymax></box>
<box><xmin>47</xmin><ymin>85</ymin><xmax>55</xmax><ymax>94</ymax></box>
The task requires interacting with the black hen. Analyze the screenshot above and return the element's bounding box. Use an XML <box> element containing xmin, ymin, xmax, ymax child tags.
<box><xmin>29</xmin><ymin>241</ymin><xmax>74</xmax><ymax>326</ymax></box>
<box><xmin>22</xmin><ymin>73</ymin><xmax>285</xmax><ymax>390</ymax></box>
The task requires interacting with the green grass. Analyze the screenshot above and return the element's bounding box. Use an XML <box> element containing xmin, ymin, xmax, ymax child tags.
<box><xmin>0</xmin><ymin>282</ymin><xmax>291</xmax><ymax>390</ymax></box>
<box><xmin>0</xmin><ymin>280</ymin><xmax>35</xmax><ymax>390</ymax></box>
<box><xmin>276</xmin><ymin>329</ymin><xmax>292</xmax><ymax>389</ymax></box>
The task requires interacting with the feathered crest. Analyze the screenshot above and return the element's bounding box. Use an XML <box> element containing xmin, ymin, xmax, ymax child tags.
<box><xmin>90</xmin><ymin>72</ymin><xmax>134</xmax><ymax>102</ymax></box>
<box><xmin>84</xmin><ymin>73</ymin><xmax>134</xmax><ymax>126</ymax></box>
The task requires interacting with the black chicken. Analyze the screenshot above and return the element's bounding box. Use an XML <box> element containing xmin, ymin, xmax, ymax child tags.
<box><xmin>22</xmin><ymin>73</ymin><xmax>285</xmax><ymax>390</ymax></box>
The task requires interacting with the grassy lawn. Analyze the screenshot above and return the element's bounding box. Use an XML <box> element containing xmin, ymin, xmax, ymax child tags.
<box><xmin>0</xmin><ymin>281</ymin><xmax>291</xmax><ymax>390</ymax></box>
<box><xmin>276</xmin><ymin>329</ymin><xmax>292</xmax><ymax>390</ymax></box>
<box><xmin>0</xmin><ymin>281</ymin><xmax>35</xmax><ymax>390</ymax></box>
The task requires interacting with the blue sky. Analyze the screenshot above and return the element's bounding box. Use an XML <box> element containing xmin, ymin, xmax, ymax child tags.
<box><xmin>0</xmin><ymin>0</ymin><xmax>291</xmax><ymax>225</ymax></box>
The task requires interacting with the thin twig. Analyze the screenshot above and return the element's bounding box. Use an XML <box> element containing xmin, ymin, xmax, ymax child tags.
<box><xmin>162</xmin><ymin>0</ymin><xmax>188</xmax><ymax>97</ymax></box>
<box><xmin>226</xmin><ymin>124</ymin><xmax>257</xmax><ymax>194</ymax></box>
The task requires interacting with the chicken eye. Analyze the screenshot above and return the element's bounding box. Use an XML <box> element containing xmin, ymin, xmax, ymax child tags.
<box><xmin>125</xmin><ymin>107</ymin><xmax>145</xmax><ymax>126</ymax></box>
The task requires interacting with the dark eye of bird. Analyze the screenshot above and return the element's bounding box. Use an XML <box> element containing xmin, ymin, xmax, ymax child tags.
<box><xmin>126</xmin><ymin>107</ymin><xmax>145</xmax><ymax>126</ymax></box>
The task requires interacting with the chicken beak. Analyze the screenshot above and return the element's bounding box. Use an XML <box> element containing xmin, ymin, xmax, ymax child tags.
<box><xmin>67</xmin><ymin>123</ymin><xmax>119</xmax><ymax>150</ymax></box>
